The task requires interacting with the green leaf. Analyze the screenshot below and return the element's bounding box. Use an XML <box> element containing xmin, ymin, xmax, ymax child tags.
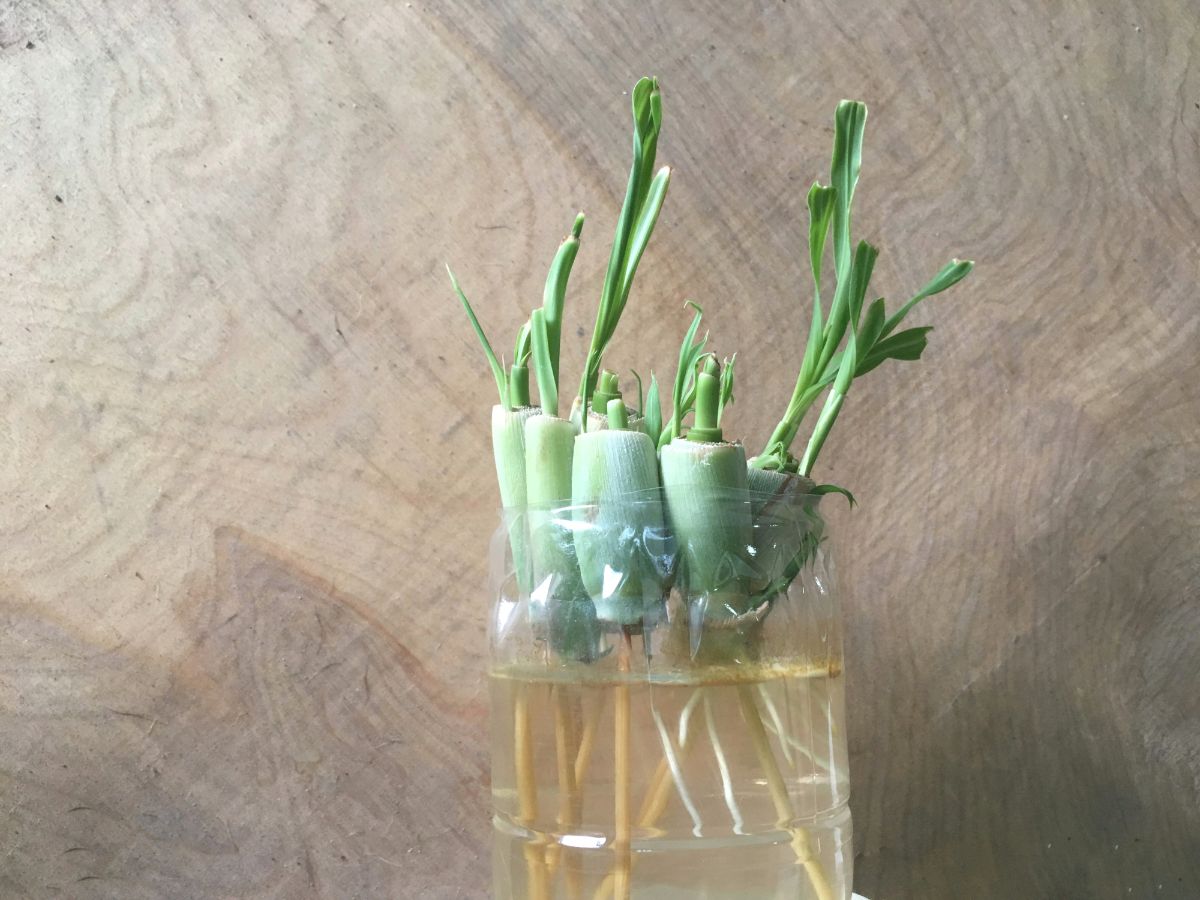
<box><xmin>830</xmin><ymin>101</ymin><xmax>867</xmax><ymax>282</ymax></box>
<box><xmin>817</xmin><ymin>350</ymin><xmax>842</xmax><ymax>386</ymax></box>
<box><xmin>812</xmin><ymin>483</ymin><xmax>857</xmax><ymax>507</ymax></box>
<box><xmin>798</xmin><ymin>386</ymin><xmax>846</xmax><ymax>477</ymax></box>
<box><xmin>618</xmin><ymin>166</ymin><xmax>671</xmax><ymax>304</ymax></box>
<box><xmin>749</xmin><ymin>440</ymin><xmax>793</xmax><ymax>472</ymax></box>
<box><xmin>807</xmin><ymin>183</ymin><xmax>836</xmax><ymax>305</ymax></box>
<box><xmin>813</xmin><ymin>235</ymin><xmax>876</xmax><ymax>393</ymax></box>
<box><xmin>631</xmin><ymin>77</ymin><xmax>662</xmax><ymax>213</ymax></box>
<box><xmin>833</xmin><ymin>326</ymin><xmax>858</xmax><ymax>395</ymax></box>
<box><xmin>760</xmin><ymin>105</ymin><xmax>867</xmax><ymax>462</ymax></box>
<box><xmin>644</xmin><ymin>373</ymin><xmax>662</xmax><ymax>447</ymax></box>
<box><xmin>447</xmin><ymin>266</ymin><xmax>508</xmax><ymax>409</ymax></box>
<box><xmin>858</xmin><ymin>326</ymin><xmax>933</xmax><ymax>375</ymax></box>
<box><xmin>513</xmin><ymin>319</ymin><xmax>532</xmax><ymax>367</ymax></box>
<box><xmin>663</xmin><ymin>302</ymin><xmax>707</xmax><ymax>448</ymax></box>
<box><xmin>718</xmin><ymin>353</ymin><xmax>736</xmax><ymax>424</ymax></box>
<box><xmin>798</xmin><ymin>183</ymin><xmax>836</xmax><ymax>387</ymax></box>
<box><xmin>579</xmin><ymin>78</ymin><xmax>669</xmax><ymax>424</ymax></box>
<box><xmin>630</xmin><ymin>369</ymin><xmax>645</xmax><ymax>417</ymax></box>
<box><xmin>800</xmin><ymin>328</ymin><xmax>857</xmax><ymax>476</ymax></box>
<box><xmin>881</xmin><ymin>259</ymin><xmax>974</xmax><ymax>339</ymax></box>
<box><xmin>847</xmin><ymin>240</ymin><xmax>879</xmax><ymax>329</ymax></box>
<box><xmin>812</xmin><ymin>102</ymin><xmax>868</xmax><ymax>381</ymax></box>
<box><xmin>529</xmin><ymin>308</ymin><xmax>557</xmax><ymax>416</ymax></box>
<box><xmin>858</xmin><ymin>297</ymin><xmax>887</xmax><ymax>352</ymax></box>
<box><xmin>542</xmin><ymin>213</ymin><xmax>584</xmax><ymax>384</ymax></box>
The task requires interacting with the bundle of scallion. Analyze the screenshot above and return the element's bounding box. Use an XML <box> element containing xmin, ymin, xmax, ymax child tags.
<box><xmin>451</xmin><ymin>78</ymin><xmax>972</xmax><ymax>900</ymax></box>
<box><xmin>744</xmin><ymin>100</ymin><xmax>973</xmax><ymax>596</ymax></box>
<box><xmin>451</xmin><ymin>82</ymin><xmax>972</xmax><ymax>646</ymax></box>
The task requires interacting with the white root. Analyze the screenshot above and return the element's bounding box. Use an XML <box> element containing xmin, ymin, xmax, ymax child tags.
<box><xmin>651</xmin><ymin>705</ymin><xmax>703</xmax><ymax>836</ymax></box>
<box><xmin>757</xmin><ymin>682</ymin><xmax>835</xmax><ymax>772</ymax></box>
<box><xmin>736</xmin><ymin>684</ymin><xmax>835</xmax><ymax>900</ymax></box>
<box><xmin>678</xmin><ymin>687</ymin><xmax>703</xmax><ymax>744</ymax></box>
<box><xmin>703</xmin><ymin>693</ymin><xmax>745</xmax><ymax>835</ymax></box>
<box><xmin>757</xmin><ymin>682</ymin><xmax>796</xmax><ymax>767</ymax></box>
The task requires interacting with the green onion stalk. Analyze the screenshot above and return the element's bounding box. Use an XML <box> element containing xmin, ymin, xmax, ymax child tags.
<box><xmin>660</xmin><ymin>357</ymin><xmax>758</xmax><ymax>660</ymax></box>
<box><xmin>561</xmin><ymin>76</ymin><xmax>672</xmax><ymax>629</ymax></box>
<box><xmin>745</xmin><ymin>467</ymin><xmax>817</xmax><ymax>595</ymax></box>
<box><xmin>524</xmin><ymin>219</ymin><xmax>607</xmax><ymax>661</ymax></box>
<box><xmin>571</xmin><ymin>394</ymin><xmax>665</xmax><ymax>625</ymax></box>
<box><xmin>749</xmin><ymin>101</ymin><xmax>973</xmax><ymax>598</ymax></box>
<box><xmin>448</xmin><ymin>268</ymin><xmax>540</xmax><ymax>592</ymax></box>
<box><xmin>576</xmin><ymin>77</ymin><xmax>671</xmax><ymax>433</ymax></box>
<box><xmin>656</xmin><ymin>302</ymin><xmax>707</xmax><ymax>449</ymax></box>
<box><xmin>565</xmin><ymin>78</ymin><xmax>671</xmax><ymax>900</ymax></box>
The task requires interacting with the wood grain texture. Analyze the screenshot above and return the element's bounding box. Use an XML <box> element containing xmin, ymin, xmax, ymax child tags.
<box><xmin>1</xmin><ymin>0</ymin><xmax>1197</xmax><ymax>897</ymax></box>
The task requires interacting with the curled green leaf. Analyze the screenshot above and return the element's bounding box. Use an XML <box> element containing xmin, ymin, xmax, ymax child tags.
<box><xmin>881</xmin><ymin>259</ymin><xmax>974</xmax><ymax>339</ymax></box>
<box><xmin>812</xmin><ymin>483</ymin><xmax>857</xmax><ymax>507</ymax></box>
<box><xmin>718</xmin><ymin>353</ymin><xmax>736</xmax><ymax>425</ymax></box>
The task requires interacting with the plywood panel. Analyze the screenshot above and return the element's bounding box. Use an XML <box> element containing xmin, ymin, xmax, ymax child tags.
<box><xmin>1</xmin><ymin>0</ymin><xmax>1197</xmax><ymax>896</ymax></box>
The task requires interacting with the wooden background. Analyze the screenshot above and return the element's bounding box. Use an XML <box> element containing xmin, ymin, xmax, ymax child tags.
<box><xmin>2</xmin><ymin>0</ymin><xmax>1197</xmax><ymax>897</ymax></box>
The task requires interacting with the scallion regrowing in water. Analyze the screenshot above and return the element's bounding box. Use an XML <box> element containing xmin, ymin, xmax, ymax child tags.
<box><xmin>450</xmin><ymin>80</ymin><xmax>972</xmax><ymax>900</ymax></box>
<box><xmin>577</xmin><ymin>77</ymin><xmax>671</xmax><ymax>432</ymax></box>
<box><xmin>660</xmin><ymin>356</ymin><xmax>753</xmax><ymax>637</ymax></box>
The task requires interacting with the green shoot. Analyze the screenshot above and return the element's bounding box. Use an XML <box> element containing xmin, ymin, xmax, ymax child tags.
<box><xmin>798</xmin><ymin>325</ymin><xmax>857</xmax><ymax>476</ymax></box>
<box><xmin>643</xmin><ymin>373</ymin><xmax>663</xmax><ymax>447</ymax></box>
<box><xmin>630</xmin><ymin>370</ymin><xmax>644</xmax><ymax>418</ymax></box>
<box><xmin>880</xmin><ymin>259</ymin><xmax>974</xmax><ymax>339</ymax></box>
<box><xmin>579</xmin><ymin>77</ymin><xmax>672</xmax><ymax>429</ymax></box>
<box><xmin>511</xmin><ymin>319</ymin><xmax>532</xmax><ymax>407</ymax></box>
<box><xmin>607</xmin><ymin>397</ymin><xmax>631</xmax><ymax>430</ymax></box>
<box><xmin>797</xmin><ymin>184</ymin><xmax>836</xmax><ymax>388</ymax></box>
<box><xmin>812</xmin><ymin>102</ymin><xmax>869</xmax><ymax>381</ymax></box>
<box><xmin>688</xmin><ymin>357</ymin><xmax>722</xmax><ymax>443</ymax></box>
<box><xmin>514</xmin><ymin>320</ymin><xmax>531</xmax><ymax>369</ymax></box>
<box><xmin>447</xmin><ymin>265</ymin><xmax>510</xmax><ymax>410</ymax></box>
<box><xmin>718</xmin><ymin>353</ymin><xmax>736</xmax><ymax>425</ymax></box>
<box><xmin>530</xmin><ymin>214</ymin><xmax>590</xmax><ymax>420</ymax></box>
<box><xmin>528</xmin><ymin>214</ymin><xmax>586</xmax><ymax>417</ymax></box>
<box><xmin>543</xmin><ymin>212</ymin><xmax>585</xmax><ymax>385</ymax></box>
<box><xmin>812</xmin><ymin>257</ymin><xmax>974</xmax><ymax>389</ymax></box>
<box><xmin>660</xmin><ymin>433</ymin><xmax>753</xmax><ymax>623</ymax></box>
<box><xmin>797</xmin><ymin>251</ymin><xmax>970</xmax><ymax>475</ymax></box>
<box><xmin>592</xmin><ymin>369</ymin><xmax>621</xmax><ymax>415</ymax></box>
<box><xmin>756</xmin><ymin>104</ymin><xmax>866</xmax><ymax>470</ymax></box>
<box><xmin>661</xmin><ymin>302</ymin><xmax>707</xmax><ymax>449</ymax></box>
<box><xmin>530</xmin><ymin>309</ymin><xmax>557</xmax><ymax>417</ymax></box>
<box><xmin>830</xmin><ymin>101</ymin><xmax>867</xmax><ymax>285</ymax></box>
<box><xmin>756</xmin><ymin>99</ymin><xmax>973</xmax><ymax>477</ymax></box>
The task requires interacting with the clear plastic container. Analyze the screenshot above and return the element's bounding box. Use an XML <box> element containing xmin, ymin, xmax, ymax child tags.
<box><xmin>489</xmin><ymin>488</ymin><xmax>852</xmax><ymax>899</ymax></box>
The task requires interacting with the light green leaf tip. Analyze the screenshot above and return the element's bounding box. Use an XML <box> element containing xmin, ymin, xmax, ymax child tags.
<box><xmin>447</xmin><ymin>265</ymin><xmax>509</xmax><ymax>409</ymax></box>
